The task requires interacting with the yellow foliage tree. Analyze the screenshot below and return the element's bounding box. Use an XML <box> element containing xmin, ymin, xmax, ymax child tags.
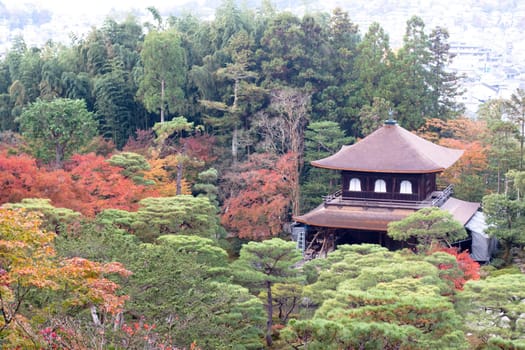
<box><xmin>0</xmin><ymin>208</ymin><xmax>130</xmax><ymax>347</ymax></box>
<box><xmin>144</xmin><ymin>155</ymin><xmax>191</xmax><ymax>196</ymax></box>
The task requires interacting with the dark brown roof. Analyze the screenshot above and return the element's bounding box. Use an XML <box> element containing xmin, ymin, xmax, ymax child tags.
<box><xmin>312</xmin><ymin>123</ymin><xmax>464</xmax><ymax>173</ymax></box>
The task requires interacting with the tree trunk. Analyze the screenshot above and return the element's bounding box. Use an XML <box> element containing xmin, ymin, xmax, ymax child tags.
<box><xmin>291</xmin><ymin>162</ymin><xmax>301</xmax><ymax>216</ymax></box>
<box><xmin>176</xmin><ymin>144</ymin><xmax>186</xmax><ymax>195</ymax></box>
<box><xmin>232</xmin><ymin>126</ymin><xmax>238</xmax><ymax>165</ymax></box>
<box><xmin>265</xmin><ymin>280</ymin><xmax>273</xmax><ymax>347</ymax></box>
<box><xmin>497</xmin><ymin>163</ymin><xmax>501</xmax><ymax>194</ymax></box>
<box><xmin>55</xmin><ymin>143</ymin><xmax>64</xmax><ymax>169</ymax></box>
<box><xmin>176</xmin><ymin>161</ymin><xmax>183</xmax><ymax>195</ymax></box>
<box><xmin>231</xmin><ymin>78</ymin><xmax>240</xmax><ymax>165</ymax></box>
<box><xmin>520</xmin><ymin>116</ymin><xmax>525</xmax><ymax>171</ymax></box>
<box><xmin>160</xmin><ymin>79</ymin><xmax>165</xmax><ymax>123</ymax></box>
<box><xmin>90</xmin><ymin>305</ymin><xmax>101</xmax><ymax>326</ymax></box>
<box><xmin>502</xmin><ymin>242</ymin><xmax>512</xmax><ymax>265</ymax></box>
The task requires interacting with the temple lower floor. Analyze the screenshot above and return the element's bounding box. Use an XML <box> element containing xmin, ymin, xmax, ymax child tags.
<box><xmin>299</xmin><ymin>225</ymin><xmax>473</xmax><ymax>260</ymax></box>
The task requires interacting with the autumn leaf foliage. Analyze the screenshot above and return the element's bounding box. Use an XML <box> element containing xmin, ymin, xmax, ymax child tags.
<box><xmin>418</xmin><ymin>118</ymin><xmax>489</xmax><ymax>190</ymax></box>
<box><xmin>0</xmin><ymin>208</ymin><xmax>131</xmax><ymax>347</ymax></box>
<box><xmin>221</xmin><ymin>152</ymin><xmax>295</xmax><ymax>239</ymax></box>
<box><xmin>65</xmin><ymin>153</ymin><xmax>154</xmax><ymax>216</ymax></box>
<box><xmin>0</xmin><ymin>152</ymin><xmax>155</xmax><ymax>216</ymax></box>
<box><xmin>0</xmin><ymin>152</ymin><xmax>75</xmax><ymax>205</ymax></box>
<box><xmin>430</xmin><ymin>247</ymin><xmax>480</xmax><ymax>290</ymax></box>
<box><xmin>58</xmin><ymin>257</ymin><xmax>131</xmax><ymax>313</ymax></box>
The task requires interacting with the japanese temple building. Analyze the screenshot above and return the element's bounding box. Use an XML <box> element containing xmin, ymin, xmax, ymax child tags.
<box><xmin>293</xmin><ymin>120</ymin><xmax>493</xmax><ymax>260</ymax></box>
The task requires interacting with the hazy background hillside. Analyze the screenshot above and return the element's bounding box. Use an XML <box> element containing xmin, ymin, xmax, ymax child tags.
<box><xmin>1</xmin><ymin>0</ymin><xmax>523</xmax><ymax>52</ymax></box>
<box><xmin>1</xmin><ymin>0</ymin><xmax>524</xmax><ymax>116</ymax></box>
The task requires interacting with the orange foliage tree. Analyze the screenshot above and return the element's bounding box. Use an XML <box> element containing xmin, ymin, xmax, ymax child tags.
<box><xmin>430</xmin><ymin>247</ymin><xmax>480</xmax><ymax>290</ymax></box>
<box><xmin>418</xmin><ymin>118</ymin><xmax>489</xmax><ymax>201</ymax></box>
<box><xmin>418</xmin><ymin>118</ymin><xmax>489</xmax><ymax>177</ymax></box>
<box><xmin>0</xmin><ymin>208</ymin><xmax>130</xmax><ymax>348</ymax></box>
<box><xmin>140</xmin><ymin>134</ymin><xmax>217</xmax><ymax>197</ymax></box>
<box><xmin>0</xmin><ymin>152</ymin><xmax>76</xmax><ymax>206</ymax></box>
<box><xmin>63</xmin><ymin>153</ymin><xmax>155</xmax><ymax>216</ymax></box>
<box><xmin>440</xmin><ymin>138</ymin><xmax>488</xmax><ymax>183</ymax></box>
<box><xmin>0</xmin><ymin>152</ymin><xmax>155</xmax><ymax>216</ymax></box>
<box><xmin>0</xmin><ymin>152</ymin><xmax>44</xmax><ymax>203</ymax></box>
<box><xmin>124</xmin><ymin>126</ymin><xmax>217</xmax><ymax>197</ymax></box>
<box><xmin>221</xmin><ymin>152</ymin><xmax>295</xmax><ymax>239</ymax></box>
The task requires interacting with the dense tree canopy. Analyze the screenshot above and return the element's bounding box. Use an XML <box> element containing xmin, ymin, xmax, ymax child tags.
<box><xmin>457</xmin><ymin>272</ymin><xmax>525</xmax><ymax>347</ymax></box>
<box><xmin>137</xmin><ymin>28</ymin><xmax>186</xmax><ymax>123</ymax></box>
<box><xmin>1</xmin><ymin>5</ymin><xmax>464</xmax><ymax>152</ymax></box>
<box><xmin>232</xmin><ymin>238</ymin><xmax>303</xmax><ymax>347</ymax></box>
<box><xmin>283</xmin><ymin>244</ymin><xmax>469</xmax><ymax>350</ymax></box>
<box><xmin>2</xmin><ymin>3</ymin><xmax>525</xmax><ymax>349</ymax></box>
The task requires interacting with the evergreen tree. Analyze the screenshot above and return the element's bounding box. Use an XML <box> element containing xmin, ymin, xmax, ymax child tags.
<box><xmin>483</xmin><ymin>171</ymin><xmax>525</xmax><ymax>264</ymax></box>
<box><xmin>478</xmin><ymin>99</ymin><xmax>520</xmax><ymax>193</ymax></box>
<box><xmin>350</xmin><ymin>22</ymin><xmax>395</xmax><ymax>136</ymax></box>
<box><xmin>301</xmin><ymin>120</ymin><xmax>352</xmax><ymax>211</ymax></box>
<box><xmin>284</xmin><ymin>245</ymin><xmax>468</xmax><ymax>350</ymax></box>
<box><xmin>125</xmin><ymin>237</ymin><xmax>265</xmax><ymax>349</ymax></box>
<box><xmin>504</xmin><ymin>88</ymin><xmax>525</xmax><ymax>170</ymax></box>
<box><xmin>97</xmin><ymin>195</ymin><xmax>220</xmax><ymax>242</ymax></box>
<box><xmin>17</xmin><ymin>98</ymin><xmax>97</xmax><ymax>167</ymax></box>
<box><xmin>394</xmin><ymin>16</ymin><xmax>432</xmax><ymax>129</ymax></box>
<box><xmin>137</xmin><ymin>28</ymin><xmax>186</xmax><ymax>123</ymax></box>
<box><xmin>387</xmin><ymin>207</ymin><xmax>467</xmax><ymax>252</ymax></box>
<box><xmin>94</xmin><ymin>63</ymin><xmax>136</xmax><ymax>148</ymax></box>
<box><xmin>428</xmin><ymin>26</ymin><xmax>465</xmax><ymax>119</ymax></box>
<box><xmin>232</xmin><ymin>238</ymin><xmax>303</xmax><ymax>347</ymax></box>
<box><xmin>312</xmin><ymin>8</ymin><xmax>359</xmax><ymax>127</ymax></box>
<box><xmin>458</xmin><ymin>273</ymin><xmax>525</xmax><ymax>346</ymax></box>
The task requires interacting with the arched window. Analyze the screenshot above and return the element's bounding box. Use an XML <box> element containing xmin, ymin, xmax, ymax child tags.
<box><xmin>349</xmin><ymin>178</ymin><xmax>361</xmax><ymax>191</ymax></box>
<box><xmin>400</xmin><ymin>180</ymin><xmax>413</xmax><ymax>194</ymax></box>
<box><xmin>374</xmin><ymin>179</ymin><xmax>387</xmax><ymax>193</ymax></box>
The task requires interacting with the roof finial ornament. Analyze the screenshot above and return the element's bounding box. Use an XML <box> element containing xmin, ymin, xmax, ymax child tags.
<box><xmin>385</xmin><ymin>108</ymin><xmax>397</xmax><ymax>125</ymax></box>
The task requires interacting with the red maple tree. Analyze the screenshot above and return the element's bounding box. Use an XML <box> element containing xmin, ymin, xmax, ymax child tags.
<box><xmin>0</xmin><ymin>152</ymin><xmax>76</xmax><ymax>206</ymax></box>
<box><xmin>64</xmin><ymin>153</ymin><xmax>154</xmax><ymax>216</ymax></box>
<box><xmin>0</xmin><ymin>152</ymin><xmax>42</xmax><ymax>203</ymax></box>
<box><xmin>0</xmin><ymin>152</ymin><xmax>157</xmax><ymax>216</ymax></box>
<box><xmin>431</xmin><ymin>247</ymin><xmax>480</xmax><ymax>290</ymax></box>
<box><xmin>221</xmin><ymin>152</ymin><xmax>295</xmax><ymax>239</ymax></box>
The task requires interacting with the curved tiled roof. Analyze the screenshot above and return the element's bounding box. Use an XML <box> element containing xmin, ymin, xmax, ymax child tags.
<box><xmin>312</xmin><ymin>123</ymin><xmax>464</xmax><ymax>173</ymax></box>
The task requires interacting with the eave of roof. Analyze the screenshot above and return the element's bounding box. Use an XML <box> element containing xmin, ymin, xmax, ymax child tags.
<box><xmin>293</xmin><ymin>203</ymin><xmax>418</xmax><ymax>231</ymax></box>
<box><xmin>293</xmin><ymin>197</ymin><xmax>480</xmax><ymax>231</ymax></box>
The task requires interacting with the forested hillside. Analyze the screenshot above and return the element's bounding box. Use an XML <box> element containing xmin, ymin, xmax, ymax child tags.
<box><xmin>0</xmin><ymin>1</ymin><xmax>525</xmax><ymax>349</ymax></box>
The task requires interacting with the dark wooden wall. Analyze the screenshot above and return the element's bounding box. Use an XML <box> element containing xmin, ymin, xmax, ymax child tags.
<box><xmin>341</xmin><ymin>171</ymin><xmax>437</xmax><ymax>201</ymax></box>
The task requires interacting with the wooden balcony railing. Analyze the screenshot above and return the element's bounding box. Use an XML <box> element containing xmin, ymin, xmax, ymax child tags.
<box><xmin>322</xmin><ymin>184</ymin><xmax>454</xmax><ymax>209</ymax></box>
